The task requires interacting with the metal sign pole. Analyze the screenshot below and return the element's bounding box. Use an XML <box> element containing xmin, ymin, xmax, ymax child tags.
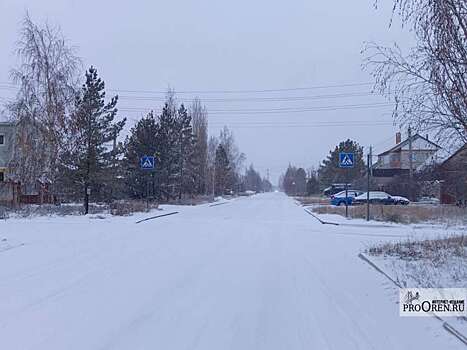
<box><xmin>339</xmin><ymin>152</ymin><xmax>354</xmax><ymax>219</ymax></box>
<box><xmin>345</xmin><ymin>180</ymin><xmax>349</xmax><ymax>218</ymax></box>
<box><xmin>140</xmin><ymin>155</ymin><xmax>156</xmax><ymax>211</ymax></box>
<box><xmin>367</xmin><ymin>153</ymin><xmax>370</xmax><ymax>221</ymax></box>
<box><xmin>146</xmin><ymin>177</ymin><xmax>150</xmax><ymax>211</ymax></box>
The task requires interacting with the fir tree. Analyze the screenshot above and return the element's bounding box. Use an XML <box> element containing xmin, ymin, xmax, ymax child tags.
<box><xmin>123</xmin><ymin>111</ymin><xmax>159</xmax><ymax>199</ymax></box>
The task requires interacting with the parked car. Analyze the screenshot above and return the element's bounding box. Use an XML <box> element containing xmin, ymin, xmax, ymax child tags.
<box><xmin>323</xmin><ymin>183</ymin><xmax>351</xmax><ymax>197</ymax></box>
<box><xmin>417</xmin><ymin>196</ymin><xmax>440</xmax><ymax>205</ymax></box>
<box><xmin>330</xmin><ymin>190</ymin><xmax>364</xmax><ymax>206</ymax></box>
<box><xmin>354</xmin><ymin>191</ymin><xmax>395</xmax><ymax>205</ymax></box>
<box><xmin>391</xmin><ymin>196</ymin><xmax>410</xmax><ymax>205</ymax></box>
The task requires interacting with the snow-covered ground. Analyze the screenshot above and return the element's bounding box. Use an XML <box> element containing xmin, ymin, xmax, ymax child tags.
<box><xmin>0</xmin><ymin>192</ymin><xmax>465</xmax><ymax>349</ymax></box>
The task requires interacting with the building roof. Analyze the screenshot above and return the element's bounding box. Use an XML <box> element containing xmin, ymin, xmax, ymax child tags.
<box><xmin>413</xmin><ymin>143</ymin><xmax>466</xmax><ymax>171</ymax></box>
<box><xmin>378</xmin><ymin>133</ymin><xmax>441</xmax><ymax>156</ymax></box>
<box><xmin>440</xmin><ymin>143</ymin><xmax>467</xmax><ymax>166</ymax></box>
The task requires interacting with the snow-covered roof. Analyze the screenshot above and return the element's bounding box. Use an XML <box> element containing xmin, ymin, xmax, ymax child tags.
<box><xmin>415</xmin><ymin>144</ymin><xmax>466</xmax><ymax>171</ymax></box>
<box><xmin>439</xmin><ymin>143</ymin><xmax>467</xmax><ymax>166</ymax></box>
<box><xmin>378</xmin><ymin>134</ymin><xmax>441</xmax><ymax>156</ymax></box>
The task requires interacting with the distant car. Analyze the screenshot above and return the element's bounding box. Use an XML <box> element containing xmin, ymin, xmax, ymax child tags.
<box><xmin>354</xmin><ymin>191</ymin><xmax>395</xmax><ymax>205</ymax></box>
<box><xmin>391</xmin><ymin>196</ymin><xmax>410</xmax><ymax>205</ymax></box>
<box><xmin>238</xmin><ymin>190</ymin><xmax>256</xmax><ymax>196</ymax></box>
<box><xmin>330</xmin><ymin>190</ymin><xmax>364</xmax><ymax>206</ymax></box>
<box><xmin>417</xmin><ymin>196</ymin><xmax>440</xmax><ymax>205</ymax></box>
<box><xmin>323</xmin><ymin>184</ymin><xmax>351</xmax><ymax>197</ymax></box>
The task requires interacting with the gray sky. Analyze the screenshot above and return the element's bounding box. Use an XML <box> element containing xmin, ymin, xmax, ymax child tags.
<box><xmin>0</xmin><ymin>0</ymin><xmax>413</xmax><ymax>183</ymax></box>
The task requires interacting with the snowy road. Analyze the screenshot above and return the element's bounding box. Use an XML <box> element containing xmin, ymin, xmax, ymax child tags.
<box><xmin>0</xmin><ymin>192</ymin><xmax>464</xmax><ymax>349</ymax></box>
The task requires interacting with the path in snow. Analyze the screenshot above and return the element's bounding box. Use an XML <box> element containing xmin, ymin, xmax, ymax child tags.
<box><xmin>0</xmin><ymin>192</ymin><xmax>463</xmax><ymax>349</ymax></box>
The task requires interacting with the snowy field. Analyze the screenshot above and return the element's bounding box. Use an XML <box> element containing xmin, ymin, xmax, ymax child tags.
<box><xmin>0</xmin><ymin>192</ymin><xmax>465</xmax><ymax>349</ymax></box>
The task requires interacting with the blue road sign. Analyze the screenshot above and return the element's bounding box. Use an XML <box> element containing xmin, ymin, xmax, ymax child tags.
<box><xmin>339</xmin><ymin>152</ymin><xmax>354</xmax><ymax>168</ymax></box>
<box><xmin>140</xmin><ymin>155</ymin><xmax>155</xmax><ymax>170</ymax></box>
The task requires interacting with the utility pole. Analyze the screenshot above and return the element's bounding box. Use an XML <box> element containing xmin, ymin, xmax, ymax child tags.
<box><xmin>366</xmin><ymin>146</ymin><xmax>372</xmax><ymax>221</ymax></box>
<box><xmin>408</xmin><ymin>126</ymin><xmax>413</xmax><ymax>201</ymax></box>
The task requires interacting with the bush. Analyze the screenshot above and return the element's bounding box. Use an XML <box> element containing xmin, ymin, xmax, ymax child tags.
<box><xmin>367</xmin><ymin>235</ymin><xmax>467</xmax><ymax>261</ymax></box>
<box><xmin>15</xmin><ymin>203</ymin><xmax>108</xmax><ymax>217</ymax></box>
<box><xmin>110</xmin><ymin>200</ymin><xmax>157</xmax><ymax>216</ymax></box>
<box><xmin>295</xmin><ymin>196</ymin><xmax>329</xmax><ymax>206</ymax></box>
<box><xmin>366</xmin><ymin>235</ymin><xmax>467</xmax><ymax>288</ymax></box>
<box><xmin>310</xmin><ymin>204</ymin><xmax>467</xmax><ymax>225</ymax></box>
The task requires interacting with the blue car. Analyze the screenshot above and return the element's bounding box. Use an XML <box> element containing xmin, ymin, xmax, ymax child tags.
<box><xmin>330</xmin><ymin>190</ymin><xmax>364</xmax><ymax>206</ymax></box>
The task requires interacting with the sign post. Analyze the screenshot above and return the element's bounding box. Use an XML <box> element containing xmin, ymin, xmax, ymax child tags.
<box><xmin>140</xmin><ymin>155</ymin><xmax>156</xmax><ymax>210</ymax></box>
<box><xmin>339</xmin><ymin>152</ymin><xmax>354</xmax><ymax>218</ymax></box>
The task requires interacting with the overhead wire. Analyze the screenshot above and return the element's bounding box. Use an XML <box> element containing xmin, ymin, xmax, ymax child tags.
<box><xmin>0</xmin><ymin>81</ymin><xmax>375</xmax><ymax>95</ymax></box>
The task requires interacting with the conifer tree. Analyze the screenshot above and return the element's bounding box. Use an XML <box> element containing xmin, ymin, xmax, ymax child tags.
<box><xmin>214</xmin><ymin>144</ymin><xmax>230</xmax><ymax>195</ymax></box>
<box><xmin>318</xmin><ymin>139</ymin><xmax>365</xmax><ymax>187</ymax></box>
<box><xmin>175</xmin><ymin>104</ymin><xmax>196</xmax><ymax>199</ymax></box>
<box><xmin>123</xmin><ymin>111</ymin><xmax>159</xmax><ymax>199</ymax></box>
<box><xmin>156</xmin><ymin>102</ymin><xmax>180</xmax><ymax>200</ymax></box>
<box><xmin>59</xmin><ymin>67</ymin><xmax>125</xmax><ymax>214</ymax></box>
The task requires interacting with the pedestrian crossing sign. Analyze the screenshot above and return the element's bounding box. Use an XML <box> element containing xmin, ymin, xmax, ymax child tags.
<box><xmin>339</xmin><ymin>152</ymin><xmax>354</xmax><ymax>168</ymax></box>
<box><xmin>140</xmin><ymin>155</ymin><xmax>155</xmax><ymax>170</ymax></box>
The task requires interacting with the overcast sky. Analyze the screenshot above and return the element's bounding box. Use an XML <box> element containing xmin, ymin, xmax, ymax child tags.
<box><xmin>0</xmin><ymin>0</ymin><xmax>414</xmax><ymax>183</ymax></box>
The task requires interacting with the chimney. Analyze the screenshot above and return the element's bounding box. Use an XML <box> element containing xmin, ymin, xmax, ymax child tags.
<box><xmin>396</xmin><ymin>132</ymin><xmax>401</xmax><ymax>144</ymax></box>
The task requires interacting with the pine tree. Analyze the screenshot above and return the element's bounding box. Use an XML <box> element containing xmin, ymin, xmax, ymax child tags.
<box><xmin>318</xmin><ymin>139</ymin><xmax>365</xmax><ymax>187</ymax></box>
<box><xmin>59</xmin><ymin>66</ymin><xmax>125</xmax><ymax>214</ymax></box>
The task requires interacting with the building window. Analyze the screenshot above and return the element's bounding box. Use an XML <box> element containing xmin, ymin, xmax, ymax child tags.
<box><xmin>0</xmin><ymin>135</ymin><xmax>4</xmax><ymax>145</ymax></box>
<box><xmin>0</xmin><ymin>172</ymin><xmax>4</xmax><ymax>182</ymax></box>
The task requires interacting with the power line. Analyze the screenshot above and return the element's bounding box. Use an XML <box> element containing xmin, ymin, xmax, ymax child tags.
<box><xmin>126</xmin><ymin>115</ymin><xmax>393</xmax><ymax>128</ymax></box>
<box><xmin>105</xmin><ymin>82</ymin><xmax>376</xmax><ymax>94</ymax></box>
<box><xmin>118</xmin><ymin>102</ymin><xmax>393</xmax><ymax>114</ymax></box>
<box><xmin>206</xmin><ymin>123</ymin><xmax>393</xmax><ymax>129</ymax></box>
<box><xmin>116</xmin><ymin>91</ymin><xmax>379</xmax><ymax>103</ymax></box>
<box><xmin>0</xmin><ymin>81</ymin><xmax>375</xmax><ymax>95</ymax></box>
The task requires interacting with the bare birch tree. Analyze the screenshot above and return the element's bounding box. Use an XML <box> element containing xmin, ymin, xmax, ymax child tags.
<box><xmin>7</xmin><ymin>13</ymin><xmax>80</xmax><ymax>188</ymax></box>
<box><xmin>206</xmin><ymin>135</ymin><xmax>219</xmax><ymax>197</ymax></box>
<box><xmin>364</xmin><ymin>0</ymin><xmax>467</xmax><ymax>147</ymax></box>
<box><xmin>218</xmin><ymin>126</ymin><xmax>246</xmax><ymax>193</ymax></box>
<box><xmin>190</xmin><ymin>97</ymin><xmax>208</xmax><ymax>194</ymax></box>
